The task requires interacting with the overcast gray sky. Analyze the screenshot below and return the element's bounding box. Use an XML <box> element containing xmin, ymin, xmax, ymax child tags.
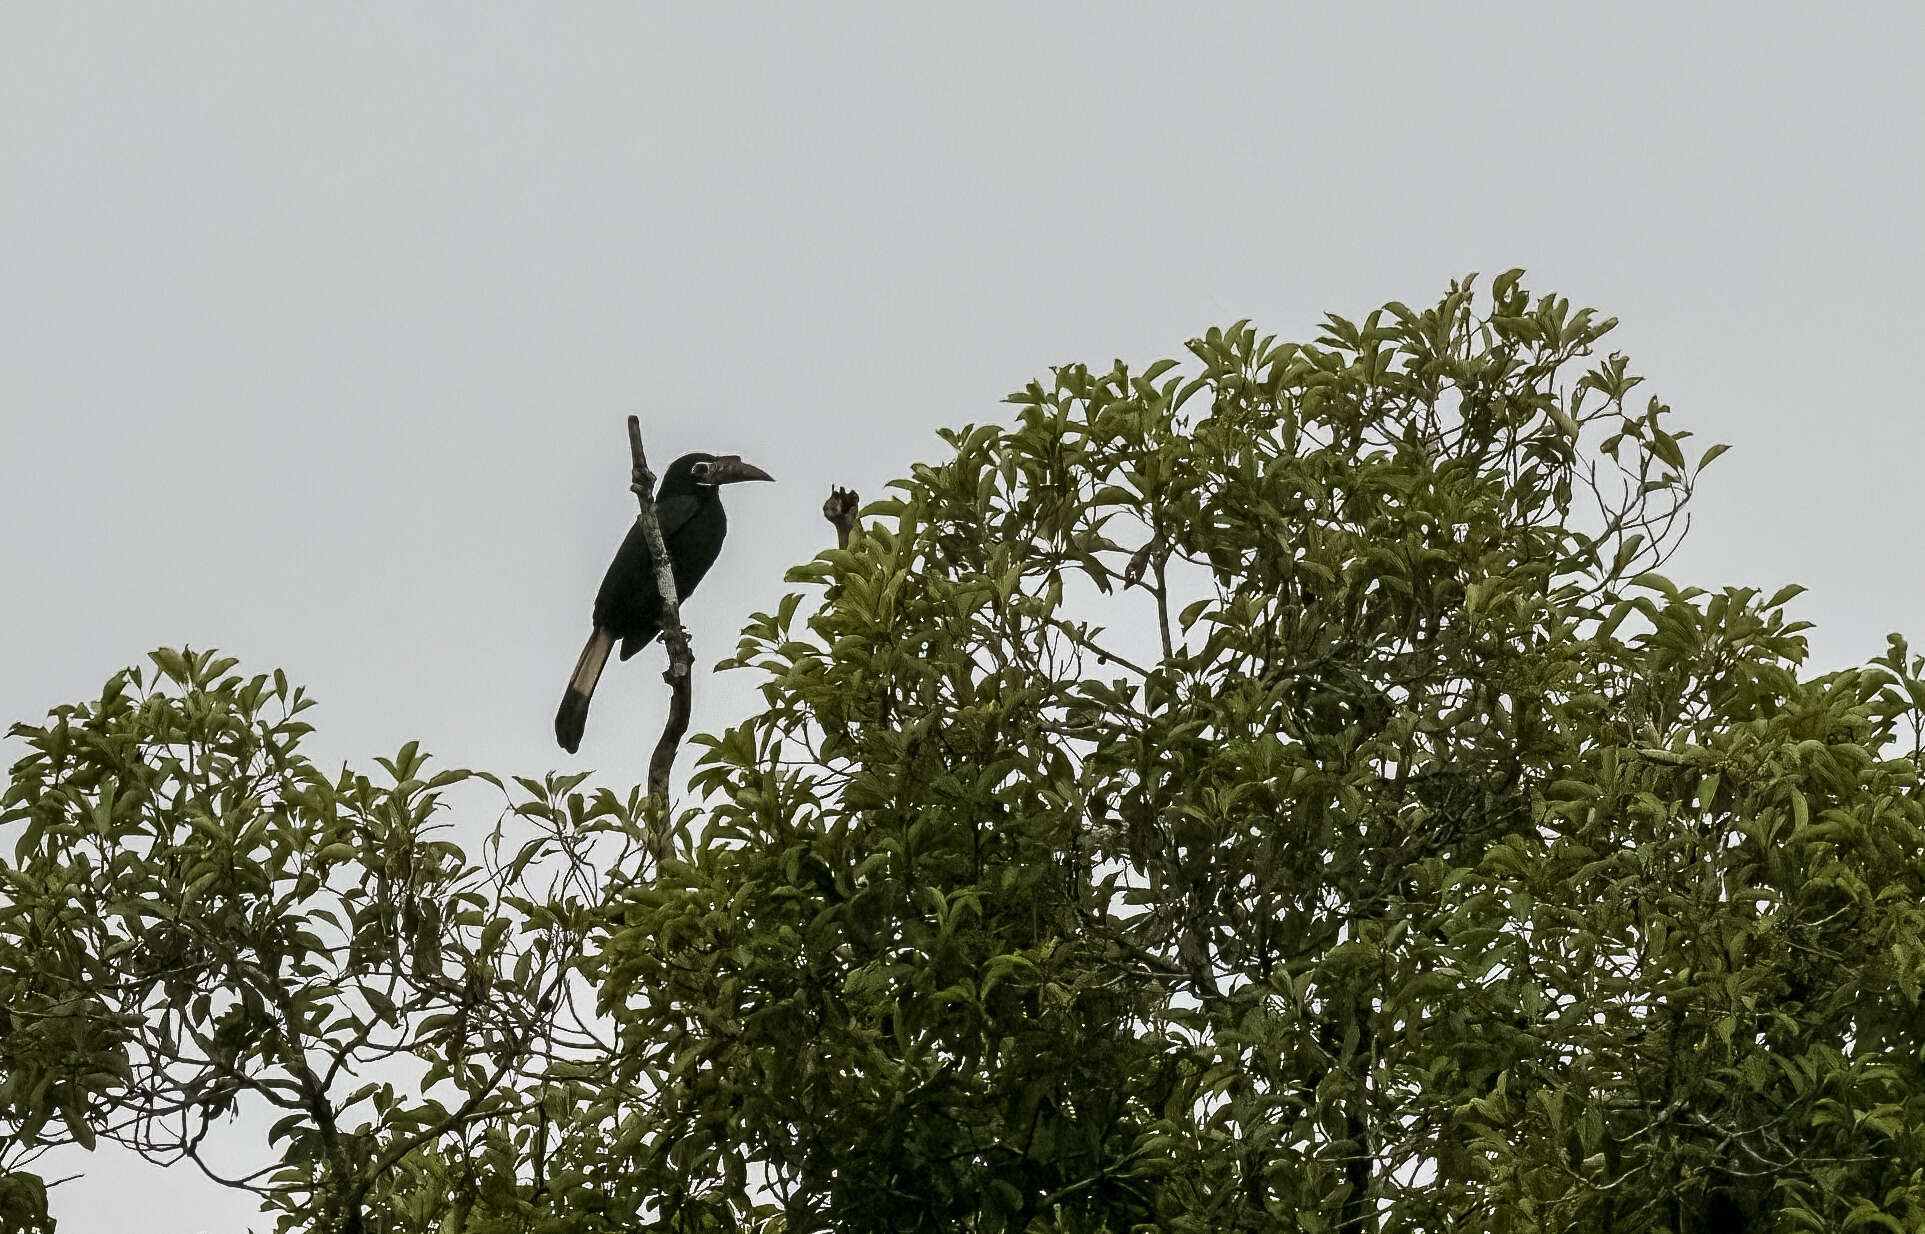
<box><xmin>4</xmin><ymin>3</ymin><xmax>1921</xmax><ymax>1229</ymax></box>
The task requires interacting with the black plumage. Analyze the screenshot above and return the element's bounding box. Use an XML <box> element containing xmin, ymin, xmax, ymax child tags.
<box><xmin>555</xmin><ymin>452</ymin><xmax>772</xmax><ymax>753</ymax></box>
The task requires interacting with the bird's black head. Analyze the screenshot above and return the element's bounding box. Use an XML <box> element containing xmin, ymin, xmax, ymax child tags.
<box><xmin>662</xmin><ymin>452</ymin><xmax>775</xmax><ymax>495</ymax></box>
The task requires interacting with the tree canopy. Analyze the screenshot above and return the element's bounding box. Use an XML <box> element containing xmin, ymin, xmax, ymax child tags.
<box><xmin>7</xmin><ymin>273</ymin><xmax>1924</xmax><ymax>1233</ymax></box>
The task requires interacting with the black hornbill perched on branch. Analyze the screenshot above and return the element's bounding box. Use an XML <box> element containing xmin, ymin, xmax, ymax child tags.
<box><xmin>555</xmin><ymin>452</ymin><xmax>773</xmax><ymax>753</ymax></box>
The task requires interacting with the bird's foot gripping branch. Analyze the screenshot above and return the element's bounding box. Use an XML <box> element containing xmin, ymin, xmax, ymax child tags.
<box><xmin>553</xmin><ymin>418</ymin><xmax>772</xmax><ymax>830</ymax></box>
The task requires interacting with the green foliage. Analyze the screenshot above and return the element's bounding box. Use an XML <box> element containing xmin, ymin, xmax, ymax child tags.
<box><xmin>0</xmin><ymin>1169</ymin><xmax>51</xmax><ymax>1234</ymax></box>
<box><xmin>9</xmin><ymin>275</ymin><xmax>1925</xmax><ymax>1232</ymax></box>
<box><xmin>602</xmin><ymin>274</ymin><xmax>1925</xmax><ymax>1230</ymax></box>
<box><xmin>0</xmin><ymin>649</ymin><xmax>645</xmax><ymax>1232</ymax></box>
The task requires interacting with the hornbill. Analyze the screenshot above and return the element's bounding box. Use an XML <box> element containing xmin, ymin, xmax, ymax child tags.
<box><xmin>555</xmin><ymin>452</ymin><xmax>773</xmax><ymax>753</ymax></box>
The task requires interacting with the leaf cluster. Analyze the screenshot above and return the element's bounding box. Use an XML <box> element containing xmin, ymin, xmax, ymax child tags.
<box><xmin>602</xmin><ymin>275</ymin><xmax>1925</xmax><ymax>1231</ymax></box>
<box><xmin>9</xmin><ymin>275</ymin><xmax>1925</xmax><ymax>1234</ymax></box>
<box><xmin>0</xmin><ymin>650</ymin><xmax>631</xmax><ymax>1232</ymax></box>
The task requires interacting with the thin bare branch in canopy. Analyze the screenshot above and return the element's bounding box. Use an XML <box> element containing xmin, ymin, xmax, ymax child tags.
<box><xmin>624</xmin><ymin>417</ymin><xmax>693</xmax><ymax>833</ymax></box>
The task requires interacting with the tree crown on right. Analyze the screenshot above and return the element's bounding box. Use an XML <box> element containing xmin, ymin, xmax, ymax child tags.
<box><xmin>598</xmin><ymin>273</ymin><xmax>1925</xmax><ymax>1232</ymax></box>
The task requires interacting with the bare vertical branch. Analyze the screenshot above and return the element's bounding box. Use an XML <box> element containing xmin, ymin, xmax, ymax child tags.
<box><xmin>625</xmin><ymin>417</ymin><xmax>693</xmax><ymax>835</ymax></box>
<box><xmin>822</xmin><ymin>486</ymin><xmax>860</xmax><ymax>548</ymax></box>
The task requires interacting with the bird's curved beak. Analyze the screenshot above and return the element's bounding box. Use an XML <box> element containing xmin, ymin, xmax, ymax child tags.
<box><xmin>709</xmin><ymin>456</ymin><xmax>774</xmax><ymax>485</ymax></box>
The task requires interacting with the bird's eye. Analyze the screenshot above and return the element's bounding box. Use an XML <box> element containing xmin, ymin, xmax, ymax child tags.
<box><xmin>692</xmin><ymin>462</ymin><xmax>711</xmax><ymax>481</ymax></box>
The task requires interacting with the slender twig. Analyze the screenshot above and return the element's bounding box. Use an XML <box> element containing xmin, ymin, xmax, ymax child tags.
<box><xmin>1054</xmin><ymin>619</ymin><xmax>1156</xmax><ymax>680</ymax></box>
<box><xmin>625</xmin><ymin>417</ymin><xmax>693</xmax><ymax>820</ymax></box>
